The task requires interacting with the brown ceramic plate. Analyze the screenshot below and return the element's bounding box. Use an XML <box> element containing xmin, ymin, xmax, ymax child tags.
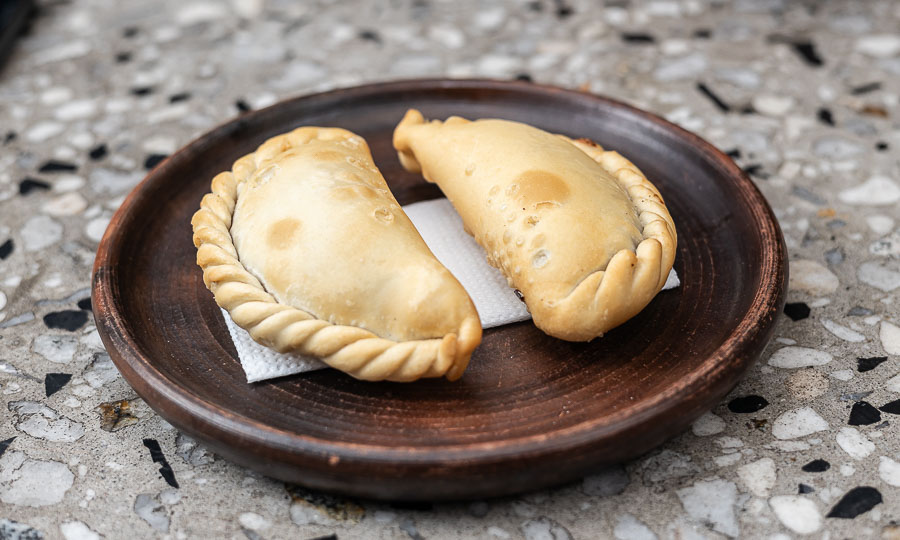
<box><xmin>92</xmin><ymin>79</ymin><xmax>786</xmax><ymax>501</ymax></box>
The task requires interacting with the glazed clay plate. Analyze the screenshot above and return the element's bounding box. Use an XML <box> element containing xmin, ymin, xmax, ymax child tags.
<box><xmin>92</xmin><ymin>79</ymin><xmax>786</xmax><ymax>501</ymax></box>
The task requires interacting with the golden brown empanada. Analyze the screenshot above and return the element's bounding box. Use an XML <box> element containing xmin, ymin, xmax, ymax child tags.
<box><xmin>393</xmin><ymin>110</ymin><xmax>676</xmax><ymax>341</ymax></box>
<box><xmin>192</xmin><ymin>127</ymin><xmax>481</xmax><ymax>381</ymax></box>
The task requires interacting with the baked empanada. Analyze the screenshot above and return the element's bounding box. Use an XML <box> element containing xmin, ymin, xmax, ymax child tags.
<box><xmin>192</xmin><ymin>127</ymin><xmax>481</xmax><ymax>381</ymax></box>
<box><xmin>393</xmin><ymin>110</ymin><xmax>676</xmax><ymax>341</ymax></box>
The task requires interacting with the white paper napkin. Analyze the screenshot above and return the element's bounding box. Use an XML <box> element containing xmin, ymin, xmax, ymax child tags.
<box><xmin>222</xmin><ymin>198</ymin><xmax>680</xmax><ymax>382</ymax></box>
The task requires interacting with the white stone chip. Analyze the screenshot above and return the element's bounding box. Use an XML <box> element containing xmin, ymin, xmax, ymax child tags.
<box><xmin>85</xmin><ymin>217</ymin><xmax>111</xmax><ymax>243</ymax></box>
<box><xmin>737</xmin><ymin>458</ymin><xmax>776</xmax><ymax>497</ymax></box>
<box><xmin>654</xmin><ymin>53</ymin><xmax>708</xmax><ymax>82</ymax></box>
<box><xmin>830</xmin><ymin>369</ymin><xmax>854</xmax><ymax>381</ymax></box>
<box><xmin>866</xmin><ymin>215</ymin><xmax>895</xmax><ymax>235</ymax></box>
<box><xmin>881</xmin><ymin>321</ymin><xmax>900</xmax><ymax>355</ymax></box>
<box><xmin>838</xmin><ymin>176</ymin><xmax>900</xmax><ymax>206</ymax></box>
<box><xmin>822</xmin><ymin>319</ymin><xmax>866</xmax><ymax>342</ymax></box>
<box><xmin>54</xmin><ymin>100</ymin><xmax>97</xmax><ymax>121</ymax></box>
<box><xmin>60</xmin><ymin>521</ymin><xmax>100</xmax><ymax>540</ymax></box>
<box><xmin>0</xmin><ymin>459</ymin><xmax>74</xmax><ymax>506</ymax></box>
<box><xmin>692</xmin><ymin>412</ymin><xmax>726</xmax><ymax>436</ymax></box>
<box><xmin>768</xmin><ymin>346</ymin><xmax>832</xmax><ymax>368</ymax></box>
<box><xmin>238</xmin><ymin>511</ymin><xmax>271</xmax><ymax>532</ymax></box>
<box><xmin>26</xmin><ymin>121</ymin><xmax>65</xmax><ymax>142</ymax></box>
<box><xmin>836</xmin><ymin>427</ymin><xmax>875</xmax><ymax>460</ymax></box>
<box><xmin>859</xmin><ymin>261</ymin><xmax>900</xmax><ymax>292</ymax></box>
<box><xmin>789</xmin><ymin>260</ymin><xmax>839</xmax><ymax>295</ymax></box>
<box><xmin>176</xmin><ymin>2</ymin><xmax>227</xmax><ymax>25</ymax></box>
<box><xmin>886</xmin><ymin>373</ymin><xmax>900</xmax><ymax>392</ymax></box>
<box><xmin>32</xmin><ymin>335</ymin><xmax>78</xmax><ymax>363</ymax></box>
<box><xmin>752</xmin><ymin>95</ymin><xmax>794</xmax><ymax>116</ymax></box>
<box><xmin>21</xmin><ymin>216</ymin><xmax>63</xmax><ymax>251</ymax></box>
<box><xmin>614</xmin><ymin>514</ymin><xmax>657</xmax><ymax>540</ymax></box>
<box><xmin>769</xmin><ymin>496</ymin><xmax>822</xmax><ymax>534</ymax></box>
<box><xmin>772</xmin><ymin>407</ymin><xmax>828</xmax><ymax>439</ymax></box>
<box><xmin>676</xmin><ymin>478</ymin><xmax>739</xmax><ymax>537</ymax></box>
<box><xmin>42</xmin><ymin>192</ymin><xmax>88</xmax><ymax>217</ymax></box>
<box><xmin>879</xmin><ymin>456</ymin><xmax>900</xmax><ymax>486</ymax></box>
<box><xmin>856</xmin><ymin>34</ymin><xmax>900</xmax><ymax>58</ymax></box>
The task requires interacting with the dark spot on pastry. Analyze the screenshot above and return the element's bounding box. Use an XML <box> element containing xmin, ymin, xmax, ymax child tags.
<box><xmin>38</xmin><ymin>160</ymin><xmax>77</xmax><ymax>173</ymax></box>
<box><xmin>0</xmin><ymin>437</ymin><xmax>15</xmax><ymax>459</ymax></box>
<box><xmin>857</xmin><ymin>356</ymin><xmax>887</xmax><ymax>372</ymax></box>
<box><xmin>88</xmin><ymin>143</ymin><xmax>108</xmax><ymax>160</ymax></box>
<box><xmin>19</xmin><ymin>177</ymin><xmax>51</xmax><ymax>195</ymax></box>
<box><xmin>513</xmin><ymin>170</ymin><xmax>570</xmax><ymax>207</ymax></box>
<box><xmin>0</xmin><ymin>239</ymin><xmax>13</xmax><ymax>260</ymax></box>
<box><xmin>267</xmin><ymin>218</ymin><xmax>303</xmax><ymax>250</ymax></box>
<box><xmin>783</xmin><ymin>302</ymin><xmax>810</xmax><ymax>321</ymax></box>
<box><xmin>727</xmin><ymin>395</ymin><xmax>768</xmax><ymax>413</ymax></box>
<box><xmin>514</xmin><ymin>289</ymin><xmax>525</xmax><ymax>303</ymax></box>
<box><xmin>143</xmin><ymin>438</ymin><xmax>179</xmax><ymax>488</ymax></box>
<box><xmin>879</xmin><ymin>399</ymin><xmax>900</xmax><ymax>415</ymax></box>
<box><xmin>798</xmin><ymin>483</ymin><xmax>814</xmax><ymax>494</ymax></box>
<box><xmin>696</xmin><ymin>82</ymin><xmax>730</xmax><ymax>112</ymax></box>
<box><xmin>848</xmin><ymin>401</ymin><xmax>881</xmax><ymax>426</ymax></box>
<box><xmin>622</xmin><ymin>32</ymin><xmax>655</xmax><ymax>43</ymax></box>
<box><xmin>802</xmin><ymin>459</ymin><xmax>830</xmax><ymax>472</ymax></box>
<box><xmin>169</xmin><ymin>92</ymin><xmax>191</xmax><ymax>103</ymax></box>
<box><xmin>77</xmin><ymin>297</ymin><xmax>92</xmax><ymax>311</ymax></box>
<box><xmin>44</xmin><ymin>373</ymin><xmax>72</xmax><ymax>397</ymax></box>
<box><xmin>98</xmin><ymin>399</ymin><xmax>140</xmax><ymax>432</ymax></box>
<box><xmin>43</xmin><ymin>310</ymin><xmax>88</xmax><ymax>331</ymax></box>
<box><xmin>236</xmin><ymin>99</ymin><xmax>252</xmax><ymax>112</ymax></box>
<box><xmin>826</xmin><ymin>487</ymin><xmax>882</xmax><ymax>518</ymax></box>
<box><xmin>817</xmin><ymin>108</ymin><xmax>834</xmax><ymax>126</ymax></box>
<box><xmin>144</xmin><ymin>154</ymin><xmax>168</xmax><ymax>170</ymax></box>
<box><xmin>851</xmin><ymin>82</ymin><xmax>881</xmax><ymax>95</ymax></box>
<box><xmin>131</xmin><ymin>86</ymin><xmax>153</xmax><ymax>96</ymax></box>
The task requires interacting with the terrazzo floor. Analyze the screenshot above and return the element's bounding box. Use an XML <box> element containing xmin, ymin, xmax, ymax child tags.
<box><xmin>2</xmin><ymin>0</ymin><xmax>900</xmax><ymax>538</ymax></box>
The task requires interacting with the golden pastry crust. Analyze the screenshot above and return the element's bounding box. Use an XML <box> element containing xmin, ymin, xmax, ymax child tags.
<box><xmin>192</xmin><ymin>126</ymin><xmax>481</xmax><ymax>382</ymax></box>
<box><xmin>393</xmin><ymin>110</ymin><xmax>677</xmax><ymax>341</ymax></box>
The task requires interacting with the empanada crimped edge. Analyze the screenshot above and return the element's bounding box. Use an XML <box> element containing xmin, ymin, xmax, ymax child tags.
<box><xmin>190</xmin><ymin>127</ymin><xmax>480</xmax><ymax>382</ymax></box>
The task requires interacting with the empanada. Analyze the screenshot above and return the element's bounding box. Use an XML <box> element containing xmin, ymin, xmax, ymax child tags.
<box><xmin>192</xmin><ymin>127</ymin><xmax>481</xmax><ymax>382</ymax></box>
<box><xmin>393</xmin><ymin>110</ymin><xmax>676</xmax><ymax>341</ymax></box>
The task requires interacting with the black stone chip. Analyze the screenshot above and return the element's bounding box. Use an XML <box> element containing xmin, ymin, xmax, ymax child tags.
<box><xmin>115</xmin><ymin>51</ymin><xmax>132</xmax><ymax>63</ymax></box>
<box><xmin>693</xmin><ymin>28</ymin><xmax>712</xmax><ymax>39</ymax></box>
<box><xmin>516</xmin><ymin>73</ymin><xmax>533</xmax><ymax>82</ymax></box>
<box><xmin>849</xmin><ymin>401</ymin><xmax>881</xmax><ymax>426</ymax></box>
<box><xmin>742</xmin><ymin>164</ymin><xmax>767</xmax><ymax>179</ymax></box>
<box><xmin>169</xmin><ymin>92</ymin><xmax>191</xmax><ymax>103</ymax></box>
<box><xmin>783</xmin><ymin>302</ymin><xmax>810</xmax><ymax>321</ymax></box>
<box><xmin>857</xmin><ymin>356</ymin><xmax>887</xmax><ymax>372</ymax></box>
<box><xmin>144</xmin><ymin>154</ymin><xmax>168</xmax><ymax>170</ymax></box>
<box><xmin>528</xmin><ymin>1</ymin><xmax>543</xmax><ymax>11</ymax></box>
<box><xmin>77</xmin><ymin>297</ymin><xmax>92</xmax><ymax>311</ymax></box>
<box><xmin>4</xmin><ymin>131</ymin><xmax>16</xmax><ymax>143</ymax></box>
<box><xmin>725</xmin><ymin>148</ymin><xmax>741</xmax><ymax>159</ymax></box>
<box><xmin>131</xmin><ymin>86</ymin><xmax>153</xmax><ymax>96</ymax></box>
<box><xmin>0</xmin><ymin>436</ymin><xmax>14</xmax><ymax>458</ymax></box>
<box><xmin>802</xmin><ymin>459</ymin><xmax>830</xmax><ymax>472</ymax></box>
<box><xmin>19</xmin><ymin>177</ymin><xmax>51</xmax><ymax>195</ymax></box>
<box><xmin>798</xmin><ymin>483</ymin><xmax>814</xmax><ymax>494</ymax></box>
<box><xmin>553</xmin><ymin>0</ymin><xmax>573</xmax><ymax>18</ymax></box>
<box><xmin>696</xmin><ymin>82</ymin><xmax>730</xmax><ymax>112</ymax></box>
<box><xmin>306</xmin><ymin>535</ymin><xmax>338</xmax><ymax>540</ymax></box>
<box><xmin>44</xmin><ymin>373</ymin><xmax>72</xmax><ymax>397</ymax></box>
<box><xmin>123</xmin><ymin>26</ymin><xmax>139</xmax><ymax>38</ymax></box>
<box><xmin>851</xmin><ymin>82</ymin><xmax>881</xmax><ymax>95</ymax></box>
<box><xmin>876</xmin><ymin>141</ymin><xmax>889</xmax><ymax>151</ymax></box>
<box><xmin>0</xmin><ymin>239</ymin><xmax>12</xmax><ymax>260</ymax></box>
<box><xmin>235</xmin><ymin>99</ymin><xmax>251</xmax><ymax>112</ymax></box>
<box><xmin>358</xmin><ymin>29</ymin><xmax>381</xmax><ymax>42</ymax></box>
<box><xmin>38</xmin><ymin>160</ymin><xmax>77</xmax><ymax>173</ymax></box>
<box><xmin>827</xmin><ymin>487</ymin><xmax>882</xmax><ymax>518</ymax></box>
<box><xmin>143</xmin><ymin>438</ymin><xmax>179</xmax><ymax>488</ymax></box>
<box><xmin>879</xmin><ymin>399</ymin><xmax>900</xmax><ymax>415</ymax></box>
<box><xmin>817</xmin><ymin>108</ymin><xmax>834</xmax><ymax>126</ymax></box>
<box><xmin>89</xmin><ymin>143</ymin><xmax>108</xmax><ymax>160</ymax></box>
<box><xmin>43</xmin><ymin>310</ymin><xmax>88</xmax><ymax>331</ymax></box>
<box><xmin>791</xmin><ymin>41</ymin><xmax>823</xmax><ymax>66</ymax></box>
<box><xmin>727</xmin><ymin>395</ymin><xmax>768</xmax><ymax>413</ymax></box>
<box><xmin>622</xmin><ymin>32</ymin><xmax>655</xmax><ymax>43</ymax></box>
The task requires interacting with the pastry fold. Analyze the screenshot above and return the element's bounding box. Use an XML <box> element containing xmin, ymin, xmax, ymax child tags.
<box><xmin>192</xmin><ymin>127</ymin><xmax>481</xmax><ymax>381</ymax></box>
<box><xmin>393</xmin><ymin>110</ymin><xmax>676</xmax><ymax>341</ymax></box>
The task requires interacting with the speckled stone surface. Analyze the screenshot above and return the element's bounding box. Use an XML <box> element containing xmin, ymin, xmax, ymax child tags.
<box><xmin>1</xmin><ymin>0</ymin><xmax>900</xmax><ymax>538</ymax></box>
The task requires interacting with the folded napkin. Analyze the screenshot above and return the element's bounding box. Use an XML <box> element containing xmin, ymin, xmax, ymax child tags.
<box><xmin>222</xmin><ymin>198</ymin><xmax>680</xmax><ymax>382</ymax></box>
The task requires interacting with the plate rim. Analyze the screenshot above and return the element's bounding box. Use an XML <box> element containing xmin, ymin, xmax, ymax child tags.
<box><xmin>92</xmin><ymin>78</ymin><xmax>787</xmax><ymax>468</ymax></box>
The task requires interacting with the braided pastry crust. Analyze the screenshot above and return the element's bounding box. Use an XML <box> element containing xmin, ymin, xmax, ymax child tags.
<box><xmin>394</xmin><ymin>110</ymin><xmax>677</xmax><ymax>341</ymax></box>
<box><xmin>192</xmin><ymin>127</ymin><xmax>481</xmax><ymax>382</ymax></box>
